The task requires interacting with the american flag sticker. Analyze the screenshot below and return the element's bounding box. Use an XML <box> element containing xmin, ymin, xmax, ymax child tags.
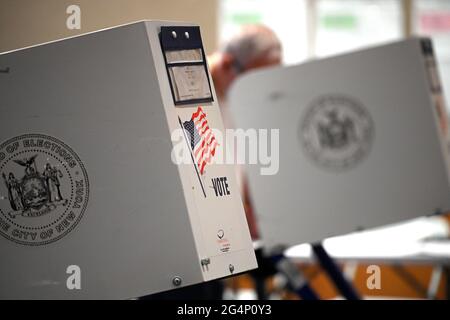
<box><xmin>181</xmin><ymin>107</ymin><xmax>218</xmax><ymax>174</ymax></box>
<box><xmin>178</xmin><ymin>107</ymin><xmax>218</xmax><ymax>197</ymax></box>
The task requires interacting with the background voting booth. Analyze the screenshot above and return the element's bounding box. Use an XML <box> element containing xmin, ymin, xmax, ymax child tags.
<box><xmin>229</xmin><ymin>38</ymin><xmax>450</xmax><ymax>251</ymax></box>
<box><xmin>0</xmin><ymin>21</ymin><xmax>257</xmax><ymax>299</ymax></box>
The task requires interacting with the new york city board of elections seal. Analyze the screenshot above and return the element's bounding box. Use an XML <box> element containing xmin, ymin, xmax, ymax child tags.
<box><xmin>300</xmin><ymin>95</ymin><xmax>374</xmax><ymax>171</ymax></box>
<box><xmin>0</xmin><ymin>134</ymin><xmax>89</xmax><ymax>246</ymax></box>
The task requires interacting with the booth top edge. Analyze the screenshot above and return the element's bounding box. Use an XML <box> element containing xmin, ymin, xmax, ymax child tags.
<box><xmin>0</xmin><ymin>20</ymin><xmax>197</xmax><ymax>56</ymax></box>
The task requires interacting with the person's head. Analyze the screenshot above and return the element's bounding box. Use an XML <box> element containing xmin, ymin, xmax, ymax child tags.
<box><xmin>209</xmin><ymin>25</ymin><xmax>282</xmax><ymax>100</ymax></box>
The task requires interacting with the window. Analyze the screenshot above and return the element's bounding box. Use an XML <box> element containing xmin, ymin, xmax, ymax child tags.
<box><xmin>315</xmin><ymin>0</ymin><xmax>403</xmax><ymax>57</ymax></box>
<box><xmin>219</xmin><ymin>0</ymin><xmax>309</xmax><ymax>65</ymax></box>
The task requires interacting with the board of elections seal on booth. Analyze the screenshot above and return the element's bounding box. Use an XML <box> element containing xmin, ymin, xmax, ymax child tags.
<box><xmin>300</xmin><ymin>95</ymin><xmax>374</xmax><ymax>171</ymax></box>
<box><xmin>0</xmin><ymin>134</ymin><xmax>89</xmax><ymax>246</ymax></box>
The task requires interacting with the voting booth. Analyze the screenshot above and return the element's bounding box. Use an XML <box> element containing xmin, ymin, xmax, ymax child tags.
<box><xmin>0</xmin><ymin>21</ymin><xmax>257</xmax><ymax>299</ymax></box>
<box><xmin>229</xmin><ymin>38</ymin><xmax>450</xmax><ymax>249</ymax></box>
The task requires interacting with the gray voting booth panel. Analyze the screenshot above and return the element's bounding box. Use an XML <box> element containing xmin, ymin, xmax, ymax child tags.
<box><xmin>229</xmin><ymin>38</ymin><xmax>450</xmax><ymax>249</ymax></box>
<box><xmin>0</xmin><ymin>21</ymin><xmax>256</xmax><ymax>299</ymax></box>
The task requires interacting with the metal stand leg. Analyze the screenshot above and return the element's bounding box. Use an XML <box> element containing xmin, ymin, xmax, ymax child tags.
<box><xmin>271</xmin><ymin>252</ymin><xmax>319</xmax><ymax>300</ymax></box>
<box><xmin>445</xmin><ymin>266</ymin><xmax>450</xmax><ymax>300</ymax></box>
<box><xmin>312</xmin><ymin>243</ymin><xmax>360</xmax><ymax>300</ymax></box>
<box><xmin>427</xmin><ymin>265</ymin><xmax>443</xmax><ymax>300</ymax></box>
<box><xmin>253</xmin><ymin>275</ymin><xmax>267</xmax><ymax>300</ymax></box>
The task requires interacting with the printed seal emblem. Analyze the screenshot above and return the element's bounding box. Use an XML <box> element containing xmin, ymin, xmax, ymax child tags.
<box><xmin>300</xmin><ymin>95</ymin><xmax>374</xmax><ymax>171</ymax></box>
<box><xmin>0</xmin><ymin>134</ymin><xmax>89</xmax><ymax>245</ymax></box>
